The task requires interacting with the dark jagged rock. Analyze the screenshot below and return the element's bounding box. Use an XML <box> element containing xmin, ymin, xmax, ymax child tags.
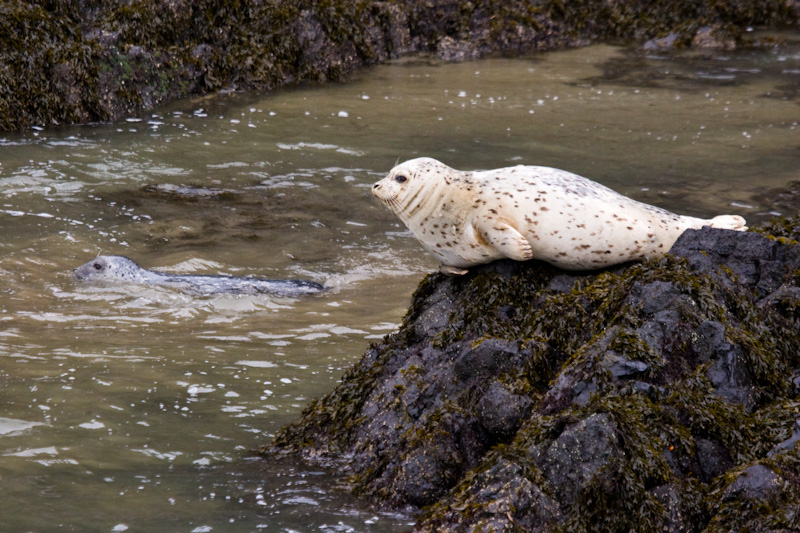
<box><xmin>2</xmin><ymin>0</ymin><xmax>798</xmax><ymax>131</ymax></box>
<box><xmin>267</xmin><ymin>219</ymin><xmax>800</xmax><ymax>531</ymax></box>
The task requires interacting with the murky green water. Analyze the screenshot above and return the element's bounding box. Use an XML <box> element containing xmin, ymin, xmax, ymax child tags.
<box><xmin>1</xmin><ymin>42</ymin><xmax>798</xmax><ymax>532</ymax></box>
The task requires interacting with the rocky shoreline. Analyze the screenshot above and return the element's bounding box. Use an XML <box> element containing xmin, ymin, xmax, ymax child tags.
<box><xmin>2</xmin><ymin>0</ymin><xmax>798</xmax><ymax>132</ymax></box>
<box><xmin>267</xmin><ymin>220</ymin><xmax>800</xmax><ymax>531</ymax></box>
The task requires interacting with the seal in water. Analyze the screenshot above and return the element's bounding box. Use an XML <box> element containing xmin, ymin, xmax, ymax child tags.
<box><xmin>74</xmin><ymin>255</ymin><xmax>325</xmax><ymax>296</ymax></box>
<box><xmin>372</xmin><ymin>157</ymin><xmax>747</xmax><ymax>274</ymax></box>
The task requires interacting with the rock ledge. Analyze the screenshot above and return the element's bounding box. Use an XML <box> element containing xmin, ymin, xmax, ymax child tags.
<box><xmin>268</xmin><ymin>221</ymin><xmax>800</xmax><ymax>532</ymax></box>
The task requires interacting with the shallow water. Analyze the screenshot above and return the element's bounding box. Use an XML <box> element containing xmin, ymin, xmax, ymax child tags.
<box><xmin>1</xmin><ymin>42</ymin><xmax>799</xmax><ymax>532</ymax></box>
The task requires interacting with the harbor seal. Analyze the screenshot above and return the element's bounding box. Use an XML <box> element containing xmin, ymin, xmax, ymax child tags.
<box><xmin>372</xmin><ymin>158</ymin><xmax>747</xmax><ymax>274</ymax></box>
<box><xmin>74</xmin><ymin>255</ymin><xmax>326</xmax><ymax>296</ymax></box>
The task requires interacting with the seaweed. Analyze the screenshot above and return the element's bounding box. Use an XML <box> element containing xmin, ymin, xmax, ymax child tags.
<box><xmin>2</xmin><ymin>0</ymin><xmax>797</xmax><ymax>131</ymax></box>
<box><xmin>268</xmin><ymin>219</ymin><xmax>800</xmax><ymax>531</ymax></box>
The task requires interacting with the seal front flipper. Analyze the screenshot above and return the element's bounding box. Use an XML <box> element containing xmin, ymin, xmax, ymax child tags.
<box><xmin>439</xmin><ymin>264</ymin><xmax>469</xmax><ymax>276</ymax></box>
<box><xmin>477</xmin><ymin>221</ymin><xmax>534</xmax><ymax>262</ymax></box>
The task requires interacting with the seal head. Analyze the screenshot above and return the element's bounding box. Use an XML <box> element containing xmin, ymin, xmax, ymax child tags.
<box><xmin>74</xmin><ymin>255</ymin><xmax>156</xmax><ymax>283</ymax></box>
<box><xmin>373</xmin><ymin>157</ymin><xmax>746</xmax><ymax>274</ymax></box>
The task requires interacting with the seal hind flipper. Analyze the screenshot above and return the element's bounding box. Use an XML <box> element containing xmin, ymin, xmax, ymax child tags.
<box><xmin>707</xmin><ymin>215</ymin><xmax>748</xmax><ymax>231</ymax></box>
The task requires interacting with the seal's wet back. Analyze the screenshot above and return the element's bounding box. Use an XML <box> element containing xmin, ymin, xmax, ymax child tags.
<box><xmin>74</xmin><ymin>255</ymin><xmax>326</xmax><ymax>296</ymax></box>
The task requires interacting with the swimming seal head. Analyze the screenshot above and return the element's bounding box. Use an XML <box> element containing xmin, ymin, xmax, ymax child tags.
<box><xmin>74</xmin><ymin>255</ymin><xmax>326</xmax><ymax>296</ymax></box>
<box><xmin>73</xmin><ymin>255</ymin><xmax>155</xmax><ymax>283</ymax></box>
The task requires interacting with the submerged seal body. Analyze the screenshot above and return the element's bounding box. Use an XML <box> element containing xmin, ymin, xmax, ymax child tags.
<box><xmin>372</xmin><ymin>157</ymin><xmax>747</xmax><ymax>274</ymax></box>
<box><xmin>74</xmin><ymin>255</ymin><xmax>325</xmax><ymax>296</ymax></box>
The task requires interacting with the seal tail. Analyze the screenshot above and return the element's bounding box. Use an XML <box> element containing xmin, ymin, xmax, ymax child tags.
<box><xmin>707</xmin><ymin>215</ymin><xmax>747</xmax><ymax>231</ymax></box>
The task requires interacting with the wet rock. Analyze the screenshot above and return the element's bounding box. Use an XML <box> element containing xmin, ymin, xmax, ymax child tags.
<box><xmin>415</xmin><ymin>457</ymin><xmax>562</xmax><ymax>532</ymax></box>
<box><xmin>760</xmin><ymin>285</ymin><xmax>800</xmax><ymax>320</ymax></box>
<box><xmin>394</xmin><ymin>444</ymin><xmax>461</xmax><ymax>506</ymax></box>
<box><xmin>695</xmin><ymin>437</ymin><xmax>733</xmax><ymax>482</ymax></box>
<box><xmin>644</xmin><ymin>32</ymin><xmax>682</xmax><ymax>50</ymax></box>
<box><xmin>572</xmin><ymin>381</ymin><xmax>599</xmax><ymax>408</ymax></box>
<box><xmin>634</xmin><ymin>308</ymin><xmax>683</xmax><ymax>359</ymax></box>
<box><xmin>530</xmin><ymin>413</ymin><xmax>619</xmax><ymax>504</ymax></box>
<box><xmin>539</xmin><ymin>326</ymin><xmax>620</xmax><ymax>413</ymax></box>
<box><xmin>411</xmin><ymin>281</ymin><xmax>454</xmax><ymax>339</ymax></box>
<box><xmin>436</xmin><ymin>36</ymin><xmax>480</xmax><ymax>62</ymax></box>
<box><xmin>671</xmin><ymin>226</ymin><xmax>799</xmax><ymax>297</ymax></box>
<box><xmin>708</xmin><ymin>461</ymin><xmax>800</xmax><ymax>530</ymax></box>
<box><xmin>705</xmin><ymin>343</ymin><xmax>756</xmax><ymax>409</ymax></box>
<box><xmin>475</xmin><ymin>380</ymin><xmax>533</xmax><ymax>439</ymax></box>
<box><xmin>605</xmin><ymin>353</ymin><xmax>650</xmax><ymax>378</ymax></box>
<box><xmin>692</xmin><ymin>25</ymin><xmax>736</xmax><ymax>50</ymax></box>
<box><xmin>269</xmin><ymin>221</ymin><xmax>800</xmax><ymax>531</ymax></box>
<box><xmin>453</xmin><ymin>338</ymin><xmax>520</xmax><ymax>382</ymax></box>
<box><xmin>691</xmin><ymin>320</ymin><xmax>726</xmax><ymax>363</ymax></box>
<box><xmin>546</xmin><ymin>273</ymin><xmax>578</xmax><ymax>293</ymax></box>
<box><xmin>630</xmin><ymin>280</ymin><xmax>682</xmax><ymax>315</ymax></box>
<box><xmin>192</xmin><ymin>43</ymin><xmax>213</xmax><ymax>59</ymax></box>
<box><xmin>722</xmin><ymin>464</ymin><xmax>784</xmax><ymax>501</ymax></box>
<box><xmin>769</xmin><ymin>418</ymin><xmax>800</xmax><ymax>456</ymax></box>
<box><xmin>650</xmin><ymin>484</ymin><xmax>691</xmax><ymax>533</ymax></box>
<box><xmin>4</xmin><ymin>0</ymin><xmax>798</xmax><ymax>131</ymax></box>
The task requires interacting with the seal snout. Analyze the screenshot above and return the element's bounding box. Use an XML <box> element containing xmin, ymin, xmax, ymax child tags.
<box><xmin>371</xmin><ymin>180</ymin><xmax>388</xmax><ymax>200</ymax></box>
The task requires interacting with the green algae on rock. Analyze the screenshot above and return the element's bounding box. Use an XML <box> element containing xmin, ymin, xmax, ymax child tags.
<box><xmin>267</xmin><ymin>221</ymin><xmax>800</xmax><ymax>531</ymax></box>
<box><xmin>2</xmin><ymin>0</ymin><xmax>798</xmax><ymax>131</ymax></box>
<box><xmin>0</xmin><ymin>1</ymin><xmax>106</xmax><ymax>130</ymax></box>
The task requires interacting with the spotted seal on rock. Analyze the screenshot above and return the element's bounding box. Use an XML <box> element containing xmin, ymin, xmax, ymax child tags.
<box><xmin>74</xmin><ymin>255</ymin><xmax>325</xmax><ymax>296</ymax></box>
<box><xmin>372</xmin><ymin>157</ymin><xmax>747</xmax><ymax>274</ymax></box>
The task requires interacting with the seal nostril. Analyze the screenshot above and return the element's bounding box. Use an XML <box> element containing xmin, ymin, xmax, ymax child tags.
<box><xmin>373</xmin><ymin>183</ymin><xmax>380</xmax><ymax>189</ymax></box>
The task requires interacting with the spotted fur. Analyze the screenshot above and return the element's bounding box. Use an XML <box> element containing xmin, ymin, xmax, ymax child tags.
<box><xmin>372</xmin><ymin>157</ymin><xmax>747</xmax><ymax>273</ymax></box>
<box><xmin>73</xmin><ymin>255</ymin><xmax>325</xmax><ymax>296</ymax></box>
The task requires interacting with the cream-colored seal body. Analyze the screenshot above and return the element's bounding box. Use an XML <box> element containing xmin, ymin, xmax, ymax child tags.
<box><xmin>372</xmin><ymin>158</ymin><xmax>747</xmax><ymax>274</ymax></box>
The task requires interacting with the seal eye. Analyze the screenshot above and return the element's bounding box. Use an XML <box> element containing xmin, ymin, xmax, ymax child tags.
<box><xmin>395</xmin><ymin>175</ymin><xmax>408</xmax><ymax>184</ymax></box>
<box><xmin>93</xmin><ymin>263</ymin><xmax>103</xmax><ymax>271</ymax></box>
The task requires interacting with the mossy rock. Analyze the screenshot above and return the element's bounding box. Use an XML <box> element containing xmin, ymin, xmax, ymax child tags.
<box><xmin>2</xmin><ymin>0</ymin><xmax>798</xmax><ymax>131</ymax></box>
<box><xmin>267</xmin><ymin>218</ymin><xmax>800</xmax><ymax>531</ymax></box>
